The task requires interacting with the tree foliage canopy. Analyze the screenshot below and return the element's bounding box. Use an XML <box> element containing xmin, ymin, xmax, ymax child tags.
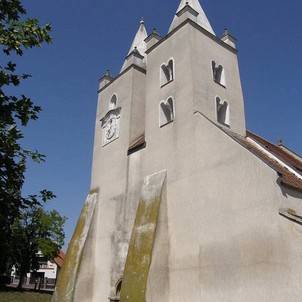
<box><xmin>0</xmin><ymin>0</ymin><xmax>66</xmax><ymax>276</ymax></box>
<box><xmin>11</xmin><ymin>193</ymin><xmax>66</xmax><ymax>287</ymax></box>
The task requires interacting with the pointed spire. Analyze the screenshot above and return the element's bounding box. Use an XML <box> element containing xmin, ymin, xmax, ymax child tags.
<box><xmin>169</xmin><ymin>0</ymin><xmax>215</xmax><ymax>35</ymax></box>
<box><xmin>121</xmin><ymin>19</ymin><xmax>148</xmax><ymax>72</ymax></box>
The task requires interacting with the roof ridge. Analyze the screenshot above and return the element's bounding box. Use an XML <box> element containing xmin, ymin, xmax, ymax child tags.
<box><xmin>194</xmin><ymin>112</ymin><xmax>302</xmax><ymax>192</ymax></box>
<box><xmin>246</xmin><ymin>131</ymin><xmax>302</xmax><ymax>172</ymax></box>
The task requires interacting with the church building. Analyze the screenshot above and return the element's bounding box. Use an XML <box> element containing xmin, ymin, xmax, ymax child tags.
<box><xmin>53</xmin><ymin>1</ymin><xmax>302</xmax><ymax>302</ymax></box>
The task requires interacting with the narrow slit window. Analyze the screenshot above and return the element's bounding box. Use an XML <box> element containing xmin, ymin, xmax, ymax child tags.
<box><xmin>167</xmin><ymin>59</ymin><xmax>174</xmax><ymax>81</ymax></box>
<box><xmin>216</xmin><ymin>97</ymin><xmax>230</xmax><ymax>126</ymax></box>
<box><xmin>160</xmin><ymin>59</ymin><xmax>174</xmax><ymax>86</ymax></box>
<box><xmin>160</xmin><ymin>97</ymin><xmax>175</xmax><ymax>127</ymax></box>
<box><xmin>212</xmin><ymin>61</ymin><xmax>226</xmax><ymax>86</ymax></box>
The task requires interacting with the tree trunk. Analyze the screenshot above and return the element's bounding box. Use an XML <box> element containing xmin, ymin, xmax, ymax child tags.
<box><xmin>17</xmin><ymin>270</ymin><xmax>26</xmax><ymax>289</ymax></box>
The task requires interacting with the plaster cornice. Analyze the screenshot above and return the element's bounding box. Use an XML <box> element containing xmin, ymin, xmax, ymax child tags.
<box><xmin>98</xmin><ymin>64</ymin><xmax>146</xmax><ymax>94</ymax></box>
<box><xmin>145</xmin><ymin>19</ymin><xmax>237</xmax><ymax>55</ymax></box>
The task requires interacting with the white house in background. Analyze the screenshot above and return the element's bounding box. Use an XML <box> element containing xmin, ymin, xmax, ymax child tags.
<box><xmin>11</xmin><ymin>250</ymin><xmax>65</xmax><ymax>288</ymax></box>
<box><xmin>27</xmin><ymin>250</ymin><xmax>65</xmax><ymax>282</ymax></box>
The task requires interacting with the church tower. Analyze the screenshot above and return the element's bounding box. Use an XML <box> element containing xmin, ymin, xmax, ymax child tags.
<box><xmin>53</xmin><ymin>1</ymin><xmax>302</xmax><ymax>302</ymax></box>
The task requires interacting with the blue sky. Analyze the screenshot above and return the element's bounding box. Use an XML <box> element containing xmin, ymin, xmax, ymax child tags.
<box><xmin>19</xmin><ymin>0</ymin><xmax>302</xmax><ymax>248</ymax></box>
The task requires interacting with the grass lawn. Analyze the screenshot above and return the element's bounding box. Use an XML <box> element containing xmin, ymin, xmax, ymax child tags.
<box><xmin>0</xmin><ymin>289</ymin><xmax>52</xmax><ymax>302</ymax></box>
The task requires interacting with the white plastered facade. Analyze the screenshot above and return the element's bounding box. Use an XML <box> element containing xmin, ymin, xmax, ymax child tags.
<box><xmin>68</xmin><ymin>2</ymin><xmax>302</xmax><ymax>302</ymax></box>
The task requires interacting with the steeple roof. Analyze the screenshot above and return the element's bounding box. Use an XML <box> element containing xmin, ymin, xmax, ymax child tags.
<box><xmin>121</xmin><ymin>19</ymin><xmax>148</xmax><ymax>72</ymax></box>
<box><xmin>169</xmin><ymin>0</ymin><xmax>215</xmax><ymax>35</ymax></box>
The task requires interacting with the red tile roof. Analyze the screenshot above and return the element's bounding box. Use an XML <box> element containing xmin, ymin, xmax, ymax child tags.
<box><xmin>194</xmin><ymin>111</ymin><xmax>302</xmax><ymax>192</ymax></box>
<box><xmin>53</xmin><ymin>250</ymin><xmax>65</xmax><ymax>268</ymax></box>
<box><xmin>247</xmin><ymin>131</ymin><xmax>302</xmax><ymax>172</ymax></box>
<box><xmin>227</xmin><ymin>130</ymin><xmax>302</xmax><ymax>192</ymax></box>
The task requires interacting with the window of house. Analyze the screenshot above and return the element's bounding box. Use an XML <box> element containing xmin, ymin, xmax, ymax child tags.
<box><xmin>109</xmin><ymin>94</ymin><xmax>117</xmax><ymax>110</ymax></box>
<box><xmin>39</xmin><ymin>261</ymin><xmax>48</xmax><ymax>269</ymax></box>
<box><xmin>216</xmin><ymin>97</ymin><xmax>230</xmax><ymax>126</ymax></box>
<box><xmin>212</xmin><ymin>61</ymin><xmax>226</xmax><ymax>87</ymax></box>
<box><xmin>159</xmin><ymin>97</ymin><xmax>175</xmax><ymax>127</ymax></box>
<box><xmin>160</xmin><ymin>59</ymin><xmax>174</xmax><ymax>86</ymax></box>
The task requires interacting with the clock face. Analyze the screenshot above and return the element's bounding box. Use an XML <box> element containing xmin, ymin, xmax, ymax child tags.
<box><xmin>105</xmin><ymin>118</ymin><xmax>116</xmax><ymax>140</ymax></box>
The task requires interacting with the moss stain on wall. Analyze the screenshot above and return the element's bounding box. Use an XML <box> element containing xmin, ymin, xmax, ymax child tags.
<box><xmin>52</xmin><ymin>193</ymin><xmax>98</xmax><ymax>302</ymax></box>
<box><xmin>120</xmin><ymin>171</ymin><xmax>166</xmax><ymax>302</ymax></box>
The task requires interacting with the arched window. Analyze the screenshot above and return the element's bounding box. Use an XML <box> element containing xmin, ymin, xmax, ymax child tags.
<box><xmin>167</xmin><ymin>59</ymin><xmax>174</xmax><ymax>80</ymax></box>
<box><xmin>160</xmin><ymin>59</ymin><xmax>174</xmax><ymax>86</ymax></box>
<box><xmin>115</xmin><ymin>279</ymin><xmax>122</xmax><ymax>297</ymax></box>
<box><xmin>216</xmin><ymin>97</ymin><xmax>230</xmax><ymax>126</ymax></box>
<box><xmin>109</xmin><ymin>94</ymin><xmax>117</xmax><ymax>110</ymax></box>
<box><xmin>109</xmin><ymin>279</ymin><xmax>123</xmax><ymax>302</ymax></box>
<box><xmin>212</xmin><ymin>61</ymin><xmax>226</xmax><ymax>87</ymax></box>
<box><xmin>159</xmin><ymin>97</ymin><xmax>175</xmax><ymax>127</ymax></box>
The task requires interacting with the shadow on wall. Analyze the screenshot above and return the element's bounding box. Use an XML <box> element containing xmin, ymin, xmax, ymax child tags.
<box><xmin>278</xmin><ymin>180</ymin><xmax>302</xmax><ymax>200</ymax></box>
<box><xmin>196</xmin><ymin>228</ymin><xmax>291</xmax><ymax>291</ymax></box>
<box><xmin>277</xmin><ymin>180</ymin><xmax>302</xmax><ymax>226</ymax></box>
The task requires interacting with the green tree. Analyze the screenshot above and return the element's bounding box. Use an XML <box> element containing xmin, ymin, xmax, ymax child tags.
<box><xmin>0</xmin><ymin>0</ymin><xmax>58</xmax><ymax>274</ymax></box>
<box><xmin>11</xmin><ymin>192</ymin><xmax>66</xmax><ymax>289</ymax></box>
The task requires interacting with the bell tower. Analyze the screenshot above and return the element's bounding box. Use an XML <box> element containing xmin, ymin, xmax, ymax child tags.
<box><xmin>54</xmin><ymin>2</ymin><xmax>252</xmax><ymax>302</ymax></box>
<box><xmin>143</xmin><ymin>0</ymin><xmax>246</xmax><ymax>150</ymax></box>
<box><xmin>87</xmin><ymin>20</ymin><xmax>148</xmax><ymax>302</ymax></box>
<box><xmin>61</xmin><ymin>1</ymin><xmax>247</xmax><ymax>301</ymax></box>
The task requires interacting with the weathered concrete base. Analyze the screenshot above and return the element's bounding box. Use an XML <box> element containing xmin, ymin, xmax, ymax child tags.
<box><xmin>52</xmin><ymin>193</ymin><xmax>98</xmax><ymax>302</ymax></box>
